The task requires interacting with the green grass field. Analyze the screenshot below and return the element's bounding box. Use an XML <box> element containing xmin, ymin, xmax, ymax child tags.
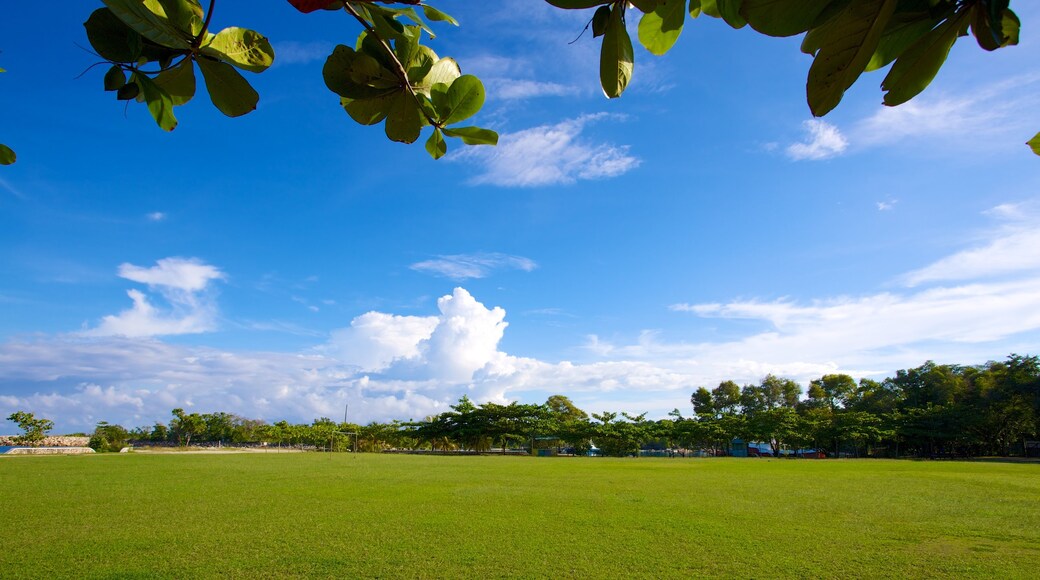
<box><xmin>1</xmin><ymin>454</ymin><xmax>1038</xmax><ymax>578</ymax></box>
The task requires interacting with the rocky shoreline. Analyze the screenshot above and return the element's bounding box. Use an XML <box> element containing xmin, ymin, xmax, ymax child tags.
<box><xmin>0</xmin><ymin>436</ymin><xmax>90</xmax><ymax>447</ymax></box>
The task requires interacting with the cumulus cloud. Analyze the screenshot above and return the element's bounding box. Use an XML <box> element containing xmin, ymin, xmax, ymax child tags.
<box><xmin>410</xmin><ymin>253</ymin><xmax>537</xmax><ymax>280</ymax></box>
<box><xmin>452</xmin><ymin>114</ymin><xmax>640</xmax><ymax>187</ymax></box>
<box><xmin>786</xmin><ymin>120</ymin><xmax>848</xmax><ymax>161</ymax></box>
<box><xmin>84</xmin><ymin>258</ymin><xmax>225</xmax><ymax>337</ymax></box>
<box><xmin>1</xmin><ymin>289</ymin><xmax>517</xmax><ymax>431</ymax></box>
<box><xmin>326</xmin><ymin>312</ymin><xmax>438</xmax><ymax>372</ymax></box>
<box><xmin>6</xmin><ymin>204</ymin><xmax>1040</xmax><ymax>431</ymax></box>
<box><xmin>325</xmin><ymin>288</ymin><xmax>509</xmax><ymax>383</ymax></box>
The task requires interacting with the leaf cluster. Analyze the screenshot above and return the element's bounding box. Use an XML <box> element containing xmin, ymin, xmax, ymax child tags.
<box><xmin>550</xmin><ymin>0</ymin><xmax>1030</xmax><ymax>150</ymax></box>
<box><xmin>84</xmin><ymin>0</ymin><xmax>275</xmax><ymax>131</ymax></box>
<box><xmin>318</xmin><ymin>1</ymin><xmax>497</xmax><ymax>159</ymax></box>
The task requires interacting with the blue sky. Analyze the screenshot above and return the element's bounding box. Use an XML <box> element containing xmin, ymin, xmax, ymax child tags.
<box><xmin>2</xmin><ymin>2</ymin><xmax>1040</xmax><ymax>432</ymax></box>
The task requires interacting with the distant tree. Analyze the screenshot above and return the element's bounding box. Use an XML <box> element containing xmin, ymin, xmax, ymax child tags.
<box><xmin>808</xmin><ymin>374</ymin><xmax>858</xmax><ymax>410</ymax></box>
<box><xmin>170</xmin><ymin>408</ymin><xmax>205</xmax><ymax>446</ymax></box>
<box><xmin>690</xmin><ymin>387</ymin><xmax>716</xmax><ymax>419</ymax></box>
<box><xmin>149</xmin><ymin>422</ymin><xmax>170</xmax><ymax>442</ymax></box>
<box><xmin>88</xmin><ymin>421</ymin><xmax>130</xmax><ymax>453</ymax></box>
<box><xmin>546</xmin><ymin>395</ymin><xmax>588</xmax><ymax>423</ymax></box>
<box><xmin>712</xmin><ymin>381</ymin><xmax>742</xmax><ymax>416</ymax></box>
<box><xmin>5</xmin><ymin>411</ymin><xmax>54</xmax><ymax>447</ymax></box>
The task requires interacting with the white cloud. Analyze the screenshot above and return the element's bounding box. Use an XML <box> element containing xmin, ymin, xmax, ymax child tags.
<box><xmin>146</xmin><ymin>212</ymin><xmax>166</xmax><ymax>222</ymax></box>
<box><xmin>272</xmin><ymin>41</ymin><xmax>333</xmax><ymax>66</ymax></box>
<box><xmin>118</xmin><ymin>257</ymin><xmax>224</xmax><ymax>293</ymax></box>
<box><xmin>84</xmin><ymin>258</ymin><xmax>225</xmax><ymax>337</ymax></box>
<box><xmin>325</xmin><ymin>288</ymin><xmax>508</xmax><ymax>383</ymax></box>
<box><xmin>6</xmin><ymin>204</ymin><xmax>1040</xmax><ymax>431</ymax></box>
<box><xmin>877</xmin><ymin>199</ymin><xmax>897</xmax><ymax>211</ymax></box>
<box><xmin>850</xmin><ymin>74</ymin><xmax>1040</xmax><ymax>153</ymax></box>
<box><xmin>902</xmin><ymin>203</ymin><xmax>1040</xmax><ymax>287</ymax></box>
<box><xmin>786</xmin><ymin>119</ymin><xmax>848</xmax><ymax>161</ymax></box>
<box><xmin>410</xmin><ymin>253</ymin><xmax>537</xmax><ymax>280</ymax></box>
<box><xmin>452</xmin><ymin>114</ymin><xmax>640</xmax><ymax>187</ymax></box>
<box><xmin>326</xmin><ymin>311</ymin><xmax>438</xmax><ymax>372</ymax></box>
<box><xmin>486</xmin><ymin>78</ymin><xmax>573</xmax><ymax>100</ymax></box>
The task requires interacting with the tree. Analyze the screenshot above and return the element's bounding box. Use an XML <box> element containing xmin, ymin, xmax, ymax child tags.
<box><xmin>5</xmin><ymin>411</ymin><xmax>54</xmax><ymax>447</ymax></box>
<box><xmin>3</xmin><ymin>0</ymin><xmax>1031</xmax><ymax>167</ymax></box>
<box><xmin>88</xmin><ymin>421</ymin><xmax>130</xmax><ymax>452</ymax></box>
<box><xmin>170</xmin><ymin>408</ymin><xmax>205</xmax><ymax>446</ymax></box>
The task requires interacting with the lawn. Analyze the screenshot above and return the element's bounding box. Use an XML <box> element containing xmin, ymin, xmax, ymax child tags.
<box><xmin>1</xmin><ymin>454</ymin><xmax>1037</xmax><ymax>578</ymax></box>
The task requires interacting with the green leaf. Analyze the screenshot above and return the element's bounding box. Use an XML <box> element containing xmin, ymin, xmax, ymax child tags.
<box><xmin>592</xmin><ymin>6</ymin><xmax>611</xmax><ymax>38</ymax></box>
<box><xmin>341</xmin><ymin>93</ymin><xmax>394</xmax><ymax>125</ymax></box>
<box><xmin>629</xmin><ymin>0</ymin><xmax>659</xmax><ymax>13</ymax></box>
<box><xmin>384</xmin><ymin>91</ymin><xmax>424</xmax><ymax>144</ymax></box>
<box><xmin>422</xmin><ymin>5</ymin><xmax>458</xmax><ymax>26</ymax></box>
<box><xmin>85</xmin><ymin>8</ymin><xmax>142</xmax><ymax>62</ymax></box>
<box><xmin>117</xmin><ymin>81</ymin><xmax>141</xmax><ymax>100</ymax></box>
<box><xmin>0</xmin><ymin>144</ymin><xmax>15</xmax><ymax>166</ymax></box>
<box><xmin>425</xmin><ymin>128</ymin><xmax>447</xmax><ymax>159</ymax></box>
<box><xmin>323</xmin><ymin>45</ymin><xmax>398</xmax><ymax>100</ymax></box>
<box><xmin>716</xmin><ymin>0</ymin><xmax>746</xmax><ymax>29</ymax></box>
<box><xmin>865</xmin><ymin>13</ymin><xmax>936</xmax><ymax>72</ymax></box>
<box><xmin>157</xmin><ymin>0</ymin><xmax>203</xmax><ymax>37</ymax></box>
<box><xmin>1002</xmin><ymin>10</ymin><xmax>1021</xmax><ymax>46</ymax></box>
<box><xmin>699</xmin><ymin>0</ymin><xmax>721</xmax><ymax>18</ymax></box>
<box><xmin>438</xmin><ymin>75</ymin><xmax>486</xmax><ymax>125</ymax></box>
<box><xmin>196</xmin><ymin>57</ymin><xmax>259</xmax><ymax>117</ymax></box>
<box><xmin>1027</xmin><ymin>132</ymin><xmax>1040</xmax><ymax>156</ymax></box>
<box><xmin>201</xmin><ymin>27</ymin><xmax>275</xmax><ymax>73</ymax></box>
<box><xmin>881</xmin><ymin>9</ymin><xmax>968</xmax><ymax>107</ymax></box>
<box><xmin>638</xmin><ymin>0</ymin><xmax>686</xmax><ymax>56</ymax></box>
<box><xmin>104</xmin><ymin>65</ymin><xmax>127</xmax><ymax>91</ymax></box>
<box><xmin>402</xmin><ymin>44</ymin><xmax>438</xmax><ymax>85</ymax></box>
<box><xmin>544</xmin><ymin>0</ymin><xmax>611</xmax><ymax>9</ymax></box>
<box><xmin>690</xmin><ymin>0</ymin><xmax>702</xmax><ymax>19</ymax></box>
<box><xmin>153</xmin><ymin>57</ymin><xmax>196</xmax><ymax>105</ymax></box>
<box><xmin>443</xmin><ymin>126</ymin><xmax>499</xmax><ymax>146</ymax></box>
<box><xmin>133</xmin><ymin>73</ymin><xmax>178</xmax><ymax>131</ymax></box>
<box><xmin>600</xmin><ymin>5</ymin><xmax>634</xmax><ymax>99</ymax></box>
<box><xmin>740</xmin><ymin>0</ymin><xmax>833</xmax><ymax>38</ymax></box>
<box><xmin>103</xmin><ymin>0</ymin><xmax>192</xmax><ymax>49</ymax></box>
<box><xmin>806</xmin><ymin>0</ymin><xmax>898</xmax><ymax>117</ymax></box>
<box><xmin>416</xmin><ymin>57</ymin><xmax>462</xmax><ymax>97</ymax></box>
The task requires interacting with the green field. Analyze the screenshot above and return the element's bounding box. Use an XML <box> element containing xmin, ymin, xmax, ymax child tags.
<box><xmin>1</xmin><ymin>454</ymin><xmax>1038</xmax><ymax>578</ymax></box>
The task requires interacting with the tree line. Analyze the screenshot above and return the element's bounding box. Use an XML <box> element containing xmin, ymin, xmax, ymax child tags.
<box><xmin>7</xmin><ymin>354</ymin><xmax>1038</xmax><ymax>458</ymax></box>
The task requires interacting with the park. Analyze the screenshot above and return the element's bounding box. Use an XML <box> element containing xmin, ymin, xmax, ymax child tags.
<box><xmin>3</xmin><ymin>1</ymin><xmax>1040</xmax><ymax>577</ymax></box>
<box><xmin>1</xmin><ymin>453</ymin><xmax>1038</xmax><ymax>577</ymax></box>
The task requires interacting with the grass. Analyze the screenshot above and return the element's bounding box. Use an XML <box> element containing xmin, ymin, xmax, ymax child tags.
<box><xmin>1</xmin><ymin>454</ymin><xmax>1038</xmax><ymax>578</ymax></box>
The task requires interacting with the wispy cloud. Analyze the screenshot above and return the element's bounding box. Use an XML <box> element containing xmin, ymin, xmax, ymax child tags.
<box><xmin>272</xmin><ymin>41</ymin><xmax>333</xmax><ymax>66</ymax></box>
<box><xmin>0</xmin><ymin>177</ymin><xmax>26</xmax><ymax>199</ymax></box>
<box><xmin>486</xmin><ymin>78</ymin><xmax>574</xmax><ymax>100</ymax></box>
<box><xmin>410</xmin><ymin>252</ymin><xmax>537</xmax><ymax>280</ymax></box>
<box><xmin>84</xmin><ymin>257</ymin><xmax>225</xmax><ymax>337</ymax></box>
<box><xmin>6</xmin><ymin>203</ymin><xmax>1040</xmax><ymax>431</ymax></box>
<box><xmin>146</xmin><ymin>211</ymin><xmax>166</xmax><ymax>222</ymax></box>
<box><xmin>902</xmin><ymin>203</ymin><xmax>1040</xmax><ymax>287</ymax></box>
<box><xmin>876</xmin><ymin>199</ymin><xmax>897</xmax><ymax>211</ymax></box>
<box><xmin>852</xmin><ymin>74</ymin><xmax>1040</xmax><ymax>152</ymax></box>
<box><xmin>452</xmin><ymin>113</ymin><xmax>640</xmax><ymax>187</ymax></box>
<box><xmin>786</xmin><ymin>120</ymin><xmax>848</xmax><ymax>161</ymax></box>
